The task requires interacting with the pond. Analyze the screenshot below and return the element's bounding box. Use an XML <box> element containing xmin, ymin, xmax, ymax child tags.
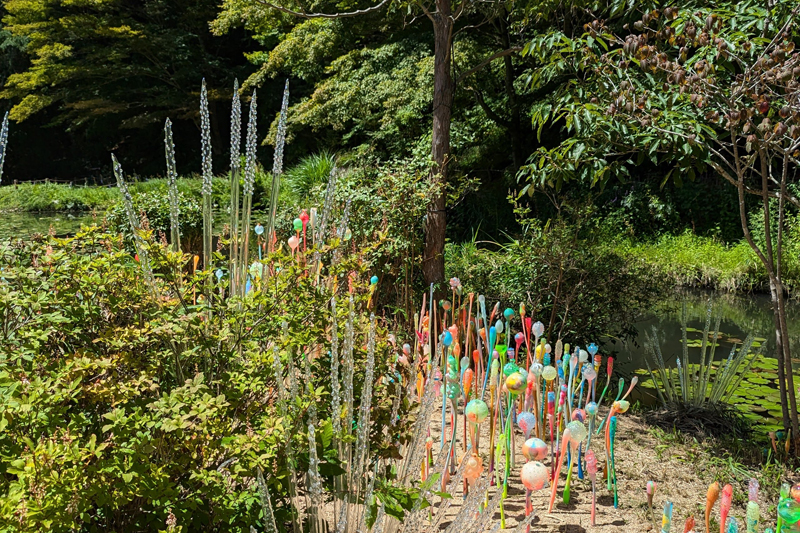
<box><xmin>611</xmin><ymin>289</ymin><xmax>799</xmax><ymax>433</ymax></box>
<box><xmin>0</xmin><ymin>211</ymin><xmax>97</xmax><ymax>238</ymax></box>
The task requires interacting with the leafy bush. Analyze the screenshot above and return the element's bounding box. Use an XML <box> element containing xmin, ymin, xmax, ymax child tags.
<box><xmin>106</xmin><ymin>189</ymin><xmax>205</xmax><ymax>252</ymax></box>
<box><xmin>0</xmin><ymin>227</ymin><xmax>403</xmax><ymax>532</ymax></box>
<box><xmin>445</xmin><ymin>218</ymin><xmax>665</xmax><ymax>345</ymax></box>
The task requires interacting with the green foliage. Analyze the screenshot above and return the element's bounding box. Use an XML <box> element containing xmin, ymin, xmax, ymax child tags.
<box><xmin>0</xmin><ymin>182</ymin><xmax>118</xmax><ymax>212</ymax></box>
<box><xmin>0</xmin><ymin>226</ymin><xmax>403</xmax><ymax>532</ymax></box>
<box><xmin>1</xmin><ymin>0</ymin><xmax>249</xmax><ymax>127</ymax></box>
<box><xmin>0</xmin><ymin>178</ymin><xmax>229</xmax><ymax>214</ymax></box>
<box><xmin>282</xmin><ymin>150</ymin><xmax>336</xmax><ymax>202</ymax></box>
<box><xmin>106</xmin><ymin>189</ymin><xmax>205</xmax><ymax>252</ymax></box>
<box><xmin>616</xmin><ymin>232</ymin><xmax>759</xmax><ymax>292</ymax></box>
<box><xmin>273</xmin><ymin>37</ymin><xmax>434</xmax><ymax>160</ymax></box>
<box><xmin>445</xmin><ymin>216</ymin><xmax>665</xmax><ymax>344</ymax></box>
<box><xmin>518</xmin><ymin>0</ymin><xmax>799</xmax><ymax>190</ymax></box>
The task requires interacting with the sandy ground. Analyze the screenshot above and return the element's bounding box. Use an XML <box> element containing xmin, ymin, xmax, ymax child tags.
<box><xmin>423</xmin><ymin>412</ymin><xmax>777</xmax><ymax>532</ymax></box>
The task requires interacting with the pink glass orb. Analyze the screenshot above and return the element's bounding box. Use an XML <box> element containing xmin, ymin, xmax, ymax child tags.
<box><xmin>520</xmin><ymin>461</ymin><xmax>549</xmax><ymax>491</ymax></box>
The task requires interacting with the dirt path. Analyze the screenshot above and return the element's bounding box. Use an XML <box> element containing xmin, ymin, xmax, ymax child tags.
<box><xmin>426</xmin><ymin>412</ymin><xmax>775</xmax><ymax>532</ymax></box>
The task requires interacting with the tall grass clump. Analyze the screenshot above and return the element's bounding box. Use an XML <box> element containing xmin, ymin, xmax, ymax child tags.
<box><xmin>0</xmin><ymin>182</ymin><xmax>119</xmax><ymax>212</ymax></box>
<box><xmin>283</xmin><ymin>150</ymin><xmax>336</xmax><ymax>201</ymax></box>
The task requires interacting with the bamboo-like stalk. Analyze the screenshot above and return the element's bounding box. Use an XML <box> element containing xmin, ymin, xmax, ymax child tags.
<box><xmin>699</xmin><ymin>314</ymin><xmax>722</xmax><ymax>404</ymax></box>
<box><xmin>229</xmin><ymin>80</ymin><xmax>242</xmax><ymax>295</ymax></box>
<box><xmin>680</xmin><ymin>301</ymin><xmax>690</xmax><ymax>402</ymax></box>
<box><xmin>692</xmin><ymin>301</ymin><xmax>713</xmax><ymax>404</ymax></box>
<box><xmin>255</xmin><ymin>467</ymin><xmax>279</xmax><ymax>533</ymax></box>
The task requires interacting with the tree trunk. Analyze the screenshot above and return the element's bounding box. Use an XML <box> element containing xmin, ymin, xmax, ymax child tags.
<box><xmin>769</xmin><ymin>276</ymin><xmax>791</xmax><ymax>430</ymax></box>
<box><xmin>423</xmin><ymin>1</ymin><xmax>453</xmax><ymax>290</ymax></box>
<box><xmin>775</xmin><ymin>156</ymin><xmax>800</xmax><ymax>451</ymax></box>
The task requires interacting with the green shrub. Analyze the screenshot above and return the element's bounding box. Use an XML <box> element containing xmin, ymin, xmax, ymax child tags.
<box><xmin>445</xmin><ymin>218</ymin><xmax>665</xmax><ymax>344</ymax></box>
<box><xmin>0</xmin><ymin>227</ymin><xmax>401</xmax><ymax>532</ymax></box>
<box><xmin>106</xmin><ymin>189</ymin><xmax>205</xmax><ymax>252</ymax></box>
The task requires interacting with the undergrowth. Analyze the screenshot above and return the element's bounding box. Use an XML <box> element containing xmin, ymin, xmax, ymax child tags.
<box><xmin>614</xmin><ymin>232</ymin><xmax>760</xmax><ymax>292</ymax></box>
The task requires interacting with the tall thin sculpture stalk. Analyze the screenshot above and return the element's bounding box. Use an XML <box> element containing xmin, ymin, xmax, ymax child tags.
<box><xmin>111</xmin><ymin>154</ymin><xmax>156</xmax><ymax>294</ymax></box>
<box><xmin>164</xmin><ymin>118</ymin><xmax>181</xmax><ymax>254</ymax></box>
<box><xmin>200</xmin><ymin>79</ymin><xmax>214</xmax><ymax>279</ymax></box>
<box><xmin>239</xmin><ymin>90</ymin><xmax>257</xmax><ymax>297</ymax></box>
<box><xmin>229</xmin><ymin>80</ymin><xmax>242</xmax><ymax>295</ymax></box>
<box><xmin>0</xmin><ymin>112</ymin><xmax>9</xmax><ymax>184</ymax></box>
<box><xmin>644</xmin><ymin>304</ymin><xmax>758</xmax><ymax>407</ymax></box>
<box><xmin>267</xmin><ymin>80</ymin><xmax>289</xmax><ymax>252</ymax></box>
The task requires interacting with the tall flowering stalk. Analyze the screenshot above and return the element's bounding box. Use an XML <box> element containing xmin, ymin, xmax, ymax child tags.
<box><xmin>239</xmin><ymin>90</ymin><xmax>257</xmax><ymax>296</ymax></box>
<box><xmin>229</xmin><ymin>80</ymin><xmax>242</xmax><ymax>295</ymax></box>
<box><xmin>164</xmin><ymin>118</ymin><xmax>181</xmax><ymax>253</ymax></box>
<box><xmin>267</xmin><ymin>80</ymin><xmax>289</xmax><ymax>252</ymax></box>
<box><xmin>0</xmin><ymin>112</ymin><xmax>9</xmax><ymax>184</ymax></box>
<box><xmin>200</xmin><ymin>79</ymin><xmax>214</xmax><ymax>278</ymax></box>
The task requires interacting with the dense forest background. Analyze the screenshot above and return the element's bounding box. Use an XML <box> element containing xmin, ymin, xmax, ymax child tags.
<box><xmin>0</xmin><ymin>0</ymin><xmax>756</xmax><ymax>243</ymax></box>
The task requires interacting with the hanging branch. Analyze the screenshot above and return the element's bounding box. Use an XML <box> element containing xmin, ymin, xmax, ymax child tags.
<box><xmin>252</xmin><ymin>0</ymin><xmax>390</xmax><ymax>18</ymax></box>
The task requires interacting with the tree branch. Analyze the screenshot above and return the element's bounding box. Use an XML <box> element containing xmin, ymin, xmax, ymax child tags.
<box><xmin>456</xmin><ymin>47</ymin><xmax>521</xmax><ymax>84</ymax></box>
<box><xmin>253</xmin><ymin>0</ymin><xmax>390</xmax><ymax>18</ymax></box>
<box><xmin>469</xmin><ymin>87</ymin><xmax>510</xmax><ymax>128</ymax></box>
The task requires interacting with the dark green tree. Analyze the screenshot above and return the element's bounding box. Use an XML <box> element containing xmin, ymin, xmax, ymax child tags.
<box><xmin>1</xmin><ymin>0</ymin><xmax>253</xmax><ymax>174</ymax></box>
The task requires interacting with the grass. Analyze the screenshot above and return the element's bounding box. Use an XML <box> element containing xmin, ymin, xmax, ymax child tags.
<box><xmin>0</xmin><ymin>182</ymin><xmax>120</xmax><ymax>212</ymax></box>
<box><xmin>0</xmin><ymin>177</ymin><xmax>229</xmax><ymax>213</ymax></box>
<box><xmin>613</xmin><ymin>231</ymin><xmax>762</xmax><ymax>292</ymax></box>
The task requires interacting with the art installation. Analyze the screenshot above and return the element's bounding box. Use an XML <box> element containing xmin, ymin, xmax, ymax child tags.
<box><xmin>106</xmin><ymin>78</ymin><xmax>800</xmax><ymax>533</ymax></box>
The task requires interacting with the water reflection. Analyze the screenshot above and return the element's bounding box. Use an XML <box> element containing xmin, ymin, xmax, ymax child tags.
<box><xmin>611</xmin><ymin>289</ymin><xmax>799</xmax><ymax>375</ymax></box>
<box><xmin>0</xmin><ymin>211</ymin><xmax>97</xmax><ymax>238</ymax></box>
